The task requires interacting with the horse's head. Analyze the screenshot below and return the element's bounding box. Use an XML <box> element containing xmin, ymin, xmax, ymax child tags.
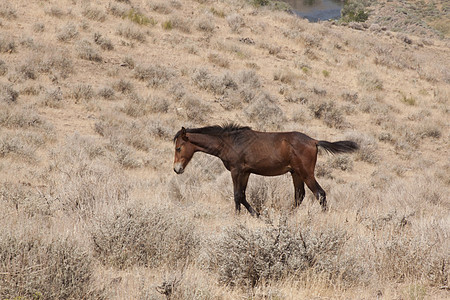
<box><xmin>173</xmin><ymin>127</ymin><xmax>195</xmax><ymax>174</ymax></box>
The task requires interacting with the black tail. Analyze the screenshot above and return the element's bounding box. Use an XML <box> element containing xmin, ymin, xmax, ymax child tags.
<box><xmin>318</xmin><ymin>140</ymin><xmax>359</xmax><ymax>154</ymax></box>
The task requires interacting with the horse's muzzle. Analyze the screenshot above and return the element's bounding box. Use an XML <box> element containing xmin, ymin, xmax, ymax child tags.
<box><xmin>173</xmin><ymin>163</ymin><xmax>184</xmax><ymax>174</ymax></box>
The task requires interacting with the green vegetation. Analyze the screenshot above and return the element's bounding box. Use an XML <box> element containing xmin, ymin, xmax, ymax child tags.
<box><xmin>162</xmin><ymin>20</ymin><xmax>173</xmax><ymax>30</ymax></box>
<box><xmin>401</xmin><ymin>93</ymin><xmax>417</xmax><ymax>106</ymax></box>
<box><xmin>341</xmin><ymin>0</ymin><xmax>370</xmax><ymax>23</ymax></box>
<box><xmin>125</xmin><ymin>9</ymin><xmax>155</xmax><ymax>26</ymax></box>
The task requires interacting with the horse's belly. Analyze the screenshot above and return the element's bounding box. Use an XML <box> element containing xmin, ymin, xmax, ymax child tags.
<box><xmin>249</xmin><ymin>163</ymin><xmax>291</xmax><ymax>176</ymax></box>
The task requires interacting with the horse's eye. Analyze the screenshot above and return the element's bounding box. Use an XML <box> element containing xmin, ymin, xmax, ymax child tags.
<box><xmin>176</xmin><ymin>147</ymin><xmax>181</xmax><ymax>152</ymax></box>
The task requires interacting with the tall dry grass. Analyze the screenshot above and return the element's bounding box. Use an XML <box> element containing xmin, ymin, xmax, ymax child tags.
<box><xmin>0</xmin><ymin>0</ymin><xmax>448</xmax><ymax>299</ymax></box>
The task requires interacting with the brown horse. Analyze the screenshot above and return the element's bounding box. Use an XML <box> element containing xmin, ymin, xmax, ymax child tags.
<box><xmin>173</xmin><ymin>124</ymin><xmax>358</xmax><ymax>216</ymax></box>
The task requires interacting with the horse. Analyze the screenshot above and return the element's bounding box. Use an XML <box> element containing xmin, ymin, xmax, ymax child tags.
<box><xmin>173</xmin><ymin>124</ymin><xmax>358</xmax><ymax>216</ymax></box>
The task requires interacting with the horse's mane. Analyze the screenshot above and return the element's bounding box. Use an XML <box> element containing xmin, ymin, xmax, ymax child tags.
<box><xmin>173</xmin><ymin>123</ymin><xmax>251</xmax><ymax>142</ymax></box>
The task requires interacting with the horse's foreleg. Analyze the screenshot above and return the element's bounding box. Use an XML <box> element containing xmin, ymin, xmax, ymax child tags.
<box><xmin>305</xmin><ymin>177</ymin><xmax>327</xmax><ymax>211</ymax></box>
<box><xmin>291</xmin><ymin>172</ymin><xmax>305</xmax><ymax>208</ymax></box>
<box><xmin>233</xmin><ymin>190</ymin><xmax>242</xmax><ymax>212</ymax></box>
<box><xmin>231</xmin><ymin>171</ymin><xmax>258</xmax><ymax>216</ymax></box>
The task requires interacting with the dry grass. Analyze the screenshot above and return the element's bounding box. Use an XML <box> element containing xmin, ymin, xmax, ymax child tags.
<box><xmin>0</xmin><ymin>0</ymin><xmax>448</xmax><ymax>299</ymax></box>
<box><xmin>90</xmin><ymin>204</ymin><xmax>198</xmax><ymax>269</ymax></box>
<box><xmin>0</xmin><ymin>228</ymin><xmax>102</xmax><ymax>299</ymax></box>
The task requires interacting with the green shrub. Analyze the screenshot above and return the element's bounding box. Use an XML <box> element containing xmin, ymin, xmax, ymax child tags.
<box><xmin>162</xmin><ymin>20</ymin><xmax>173</xmax><ymax>30</ymax></box>
<box><xmin>252</xmin><ymin>0</ymin><xmax>270</xmax><ymax>6</ymax></box>
<box><xmin>341</xmin><ymin>1</ymin><xmax>369</xmax><ymax>23</ymax></box>
<box><xmin>125</xmin><ymin>9</ymin><xmax>155</xmax><ymax>25</ymax></box>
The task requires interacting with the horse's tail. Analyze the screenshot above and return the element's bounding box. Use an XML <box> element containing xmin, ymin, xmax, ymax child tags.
<box><xmin>317</xmin><ymin>140</ymin><xmax>359</xmax><ymax>154</ymax></box>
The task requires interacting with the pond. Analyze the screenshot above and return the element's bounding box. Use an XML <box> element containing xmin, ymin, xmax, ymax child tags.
<box><xmin>283</xmin><ymin>0</ymin><xmax>344</xmax><ymax>22</ymax></box>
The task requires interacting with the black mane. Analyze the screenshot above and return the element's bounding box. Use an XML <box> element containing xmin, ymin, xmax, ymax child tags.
<box><xmin>173</xmin><ymin>123</ymin><xmax>251</xmax><ymax>142</ymax></box>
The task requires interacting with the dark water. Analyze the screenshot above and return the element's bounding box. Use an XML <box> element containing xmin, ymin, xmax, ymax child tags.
<box><xmin>283</xmin><ymin>0</ymin><xmax>344</xmax><ymax>22</ymax></box>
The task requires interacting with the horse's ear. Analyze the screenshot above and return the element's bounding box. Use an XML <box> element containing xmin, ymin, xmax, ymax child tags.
<box><xmin>181</xmin><ymin>127</ymin><xmax>189</xmax><ymax>141</ymax></box>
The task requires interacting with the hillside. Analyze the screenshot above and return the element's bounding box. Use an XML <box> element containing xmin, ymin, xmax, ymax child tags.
<box><xmin>0</xmin><ymin>0</ymin><xmax>449</xmax><ymax>299</ymax></box>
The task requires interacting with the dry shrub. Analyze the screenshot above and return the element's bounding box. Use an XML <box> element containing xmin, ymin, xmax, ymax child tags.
<box><xmin>208</xmin><ymin>53</ymin><xmax>230</xmax><ymax>68</ymax></box>
<box><xmin>149</xmin><ymin>1</ymin><xmax>172</xmax><ymax>14</ymax></box>
<box><xmin>39</xmin><ymin>51</ymin><xmax>74</xmax><ymax>79</ymax></box>
<box><xmin>0</xmin><ymin>229</ymin><xmax>100</xmax><ymax>299</ymax></box>
<box><xmin>246</xmin><ymin>176</ymin><xmax>292</xmax><ymax>212</ymax></box>
<box><xmin>0</xmin><ymin>106</ymin><xmax>50</xmax><ymax>130</ymax></box>
<box><xmin>0</xmin><ymin>182</ymin><xmax>52</xmax><ymax>217</ymax></box>
<box><xmin>93</xmin><ymin>114</ymin><xmax>167</xmax><ymax>165</ymax></box>
<box><xmin>358</xmin><ymin>71</ymin><xmax>383</xmax><ymax>91</ymax></box>
<box><xmin>372</xmin><ymin>225</ymin><xmax>449</xmax><ymax>286</ymax></box>
<box><xmin>192</xmin><ymin>68</ymin><xmax>238</xmax><ymax>95</ymax></box>
<box><xmin>152</xmin><ymin>269</ymin><xmax>224</xmax><ymax>300</ymax></box>
<box><xmin>273</xmin><ymin>69</ymin><xmax>298</xmax><ymax>85</ymax></box>
<box><xmin>94</xmin><ymin>33</ymin><xmax>114</xmax><ymax>50</ymax></box>
<box><xmin>21</xmin><ymin>85</ymin><xmax>41</xmax><ymax>96</ymax></box>
<box><xmin>309</xmin><ymin>100</ymin><xmax>344</xmax><ymax>128</ymax></box>
<box><xmin>97</xmin><ymin>86</ymin><xmax>115</xmax><ymax>100</ymax></box>
<box><xmin>82</xmin><ymin>6</ymin><xmax>107</xmax><ymax>22</ymax></box>
<box><xmin>358</xmin><ymin>94</ymin><xmax>388</xmax><ymax>114</ymax></box>
<box><xmin>208</xmin><ymin>219</ymin><xmax>357</xmax><ymax>288</ymax></box>
<box><xmin>134</xmin><ymin>64</ymin><xmax>175</xmax><ymax>87</ymax></box>
<box><xmin>71</xmin><ymin>84</ymin><xmax>94</xmax><ymax>102</ymax></box>
<box><xmin>169</xmin><ymin>82</ymin><xmax>186</xmax><ymax>102</ymax></box>
<box><xmin>122</xmin><ymin>93</ymin><xmax>152</xmax><ymax>117</ymax></box>
<box><xmin>90</xmin><ymin>204</ymin><xmax>198</xmax><ymax>269</ymax></box>
<box><xmin>345</xmin><ymin>131</ymin><xmax>379</xmax><ymax>164</ymax></box>
<box><xmin>110</xmin><ymin>140</ymin><xmax>144</xmax><ymax>168</ymax></box>
<box><xmin>45</xmin><ymin>6</ymin><xmax>66</xmax><ymax>18</ymax></box>
<box><xmin>0</xmin><ymin>34</ymin><xmax>16</xmax><ymax>53</ymax></box>
<box><xmin>172</xmin><ymin>16</ymin><xmax>191</xmax><ymax>33</ymax></box>
<box><xmin>181</xmin><ymin>95</ymin><xmax>212</xmax><ymax>123</ymax></box>
<box><xmin>33</xmin><ymin>23</ymin><xmax>45</xmax><ymax>33</ymax></box>
<box><xmin>0</xmin><ymin>130</ymin><xmax>50</xmax><ymax>162</ymax></box>
<box><xmin>122</xmin><ymin>56</ymin><xmax>135</xmax><ymax>69</ymax></box>
<box><xmin>17</xmin><ymin>59</ymin><xmax>39</xmax><ymax>80</ymax></box>
<box><xmin>113</xmin><ymin>79</ymin><xmax>134</xmax><ymax>94</ymax></box>
<box><xmin>0</xmin><ymin>2</ymin><xmax>17</xmax><ymax>19</ymax></box>
<box><xmin>107</xmin><ymin>2</ymin><xmax>129</xmax><ymax>17</ymax></box>
<box><xmin>146</xmin><ymin>119</ymin><xmax>173</xmax><ymax>140</ymax></box>
<box><xmin>236</xmin><ymin>70</ymin><xmax>261</xmax><ymax>104</ymax></box>
<box><xmin>41</xmin><ymin>87</ymin><xmax>63</xmax><ymax>108</ymax></box>
<box><xmin>49</xmin><ymin>134</ymin><xmax>130</xmax><ymax>216</ymax></box>
<box><xmin>260</xmin><ymin>43</ymin><xmax>281</xmax><ymax>56</ymax></box>
<box><xmin>290</xmin><ymin>106</ymin><xmax>311</xmax><ymax>123</ymax></box>
<box><xmin>149</xmin><ymin>95</ymin><xmax>169</xmax><ymax>113</ymax></box>
<box><xmin>191</xmin><ymin>68</ymin><xmax>212</xmax><ymax>90</ymax></box>
<box><xmin>212</xmin><ymin>73</ymin><xmax>238</xmax><ymax>95</ymax></box>
<box><xmin>0</xmin><ymin>60</ymin><xmax>7</xmax><ymax>76</ymax></box>
<box><xmin>226</xmin><ymin>13</ymin><xmax>244</xmax><ymax>32</ymax></box>
<box><xmin>197</xmin><ymin>15</ymin><xmax>215</xmax><ymax>32</ymax></box>
<box><xmin>57</xmin><ymin>23</ymin><xmax>79</xmax><ymax>42</ymax></box>
<box><xmin>327</xmin><ymin>154</ymin><xmax>354</xmax><ymax>171</ymax></box>
<box><xmin>0</xmin><ymin>83</ymin><xmax>18</xmax><ymax>103</ymax></box>
<box><xmin>122</xmin><ymin>93</ymin><xmax>169</xmax><ymax>117</ymax></box>
<box><xmin>116</xmin><ymin>24</ymin><xmax>146</xmax><ymax>42</ymax></box>
<box><xmin>245</xmin><ymin>93</ymin><xmax>285</xmax><ymax>129</ymax></box>
<box><xmin>238</xmin><ymin>69</ymin><xmax>261</xmax><ymax>89</ymax></box>
<box><xmin>77</xmin><ymin>40</ymin><xmax>102</xmax><ymax>62</ymax></box>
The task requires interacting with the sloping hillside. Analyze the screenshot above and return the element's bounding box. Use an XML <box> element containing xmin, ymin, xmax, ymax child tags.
<box><xmin>0</xmin><ymin>0</ymin><xmax>449</xmax><ymax>299</ymax></box>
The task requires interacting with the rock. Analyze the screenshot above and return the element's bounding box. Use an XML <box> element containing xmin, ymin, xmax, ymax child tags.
<box><xmin>369</xmin><ymin>23</ymin><xmax>382</xmax><ymax>32</ymax></box>
<box><xmin>349</xmin><ymin>22</ymin><xmax>364</xmax><ymax>30</ymax></box>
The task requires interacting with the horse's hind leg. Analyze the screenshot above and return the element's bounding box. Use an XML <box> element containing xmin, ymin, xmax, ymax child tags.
<box><xmin>305</xmin><ymin>177</ymin><xmax>327</xmax><ymax>211</ymax></box>
<box><xmin>291</xmin><ymin>172</ymin><xmax>305</xmax><ymax>208</ymax></box>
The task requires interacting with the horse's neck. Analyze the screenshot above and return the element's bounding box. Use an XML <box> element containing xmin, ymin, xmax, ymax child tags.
<box><xmin>189</xmin><ymin>133</ymin><xmax>223</xmax><ymax>157</ymax></box>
